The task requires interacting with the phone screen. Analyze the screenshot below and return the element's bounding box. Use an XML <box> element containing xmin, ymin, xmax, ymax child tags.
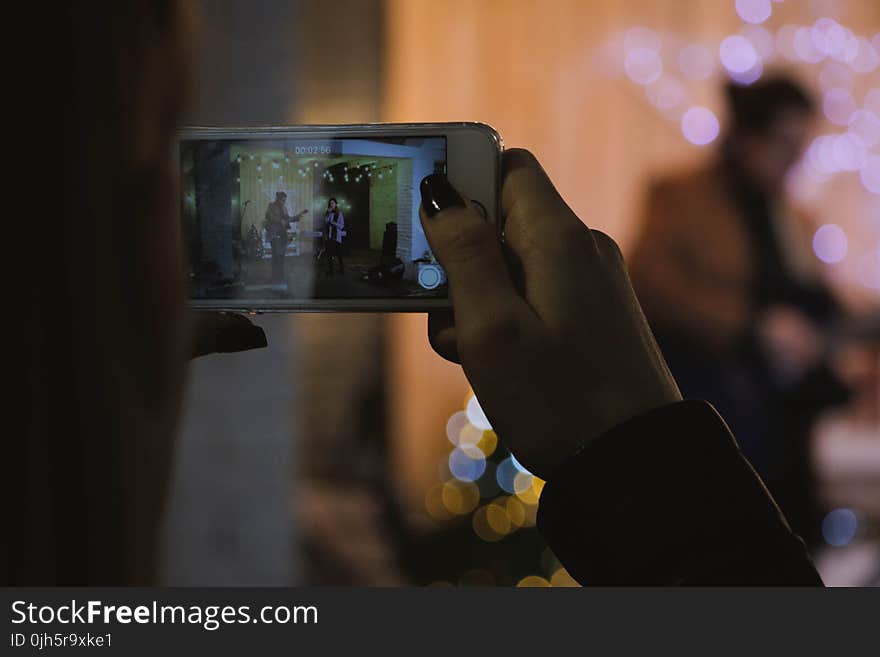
<box><xmin>180</xmin><ymin>135</ymin><xmax>448</xmax><ymax>303</ymax></box>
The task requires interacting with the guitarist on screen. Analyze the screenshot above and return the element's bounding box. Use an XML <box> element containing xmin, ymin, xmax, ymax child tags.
<box><xmin>264</xmin><ymin>191</ymin><xmax>306</xmax><ymax>283</ymax></box>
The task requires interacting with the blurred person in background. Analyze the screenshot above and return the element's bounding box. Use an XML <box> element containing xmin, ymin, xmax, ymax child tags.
<box><xmin>630</xmin><ymin>76</ymin><xmax>851</xmax><ymax>545</ymax></box>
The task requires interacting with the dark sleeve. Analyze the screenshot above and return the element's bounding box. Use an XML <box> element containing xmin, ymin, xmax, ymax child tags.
<box><xmin>536</xmin><ymin>400</ymin><xmax>824</xmax><ymax>586</ymax></box>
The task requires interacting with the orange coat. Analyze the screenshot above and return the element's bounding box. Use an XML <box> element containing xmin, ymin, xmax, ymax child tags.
<box><xmin>629</xmin><ymin>164</ymin><xmax>819</xmax><ymax>355</ymax></box>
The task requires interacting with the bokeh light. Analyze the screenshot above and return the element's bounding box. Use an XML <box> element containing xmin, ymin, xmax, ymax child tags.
<box><xmin>861</xmin><ymin>155</ymin><xmax>880</xmax><ymax>194</ymax></box>
<box><xmin>458</xmin><ymin>569</ymin><xmax>495</xmax><ymax>587</ymax></box>
<box><xmin>831</xmin><ymin>133</ymin><xmax>867</xmax><ymax>172</ymax></box>
<box><xmin>646</xmin><ymin>74</ymin><xmax>685</xmax><ymax>112</ymax></box>
<box><xmin>441</xmin><ymin>480</ymin><xmax>480</xmax><ymax>515</ymax></box>
<box><xmin>624</xmin><ymin>47</ymin><xmax>663</xmax><ymax>85</ymax></box>
<box><xmin>818</xmin><ymin>61</ymin><xmax>853</xmax><ymax>93</ymax></box>
<box><xmin>849</xmin><ymin>37</ymin><xmax>879</xmax><ymax>73</ymax></box>
<box><xmin>735</xmin><ymin>0</ymin><xmax>772</xmax><ymax>25</ymax></box>
<box><xmin>681</xmin><ymin>106</ymin><xmax>720</xmax><ymax>145</ymax></box>
<box><xmin>496</xmin><ymin>455</ymin><xmax>532</xmax><ymax>494</ymax></box>
<box><xmin>550</xmin><ymin>568</ymin><xmax>580</xmax><ymax>587</ymax></box>
<box><xmin>465</xmin><ymin>395</ymin><xmax>493</xmax><ymax>430</ymax></box>
<box><xmin>678</xmin><ymin>44</ymin><xmax>715</xmax><ymax>81</ymax></box>
<box><xmin>823</xmin><ymin>88</ymin><xmax>857</xmax><ymax>126</ymax></box>
<box><xmin>623</xmin><ymin>26</ymin><xmax>661</xmax><ymax>53</ymax></box>
<box><xmin>812</xmin><ymin>224</ymin><xmax>848</xmax><ymax>263</ymax></box>
<box><xmin>775</xmin><ymin>24</ymin><xmax>800</xmax><ymax>61</ymax></box>
<box><xmin>729</xmin><ymin>59</ymin><xmax>763</xmax><ymax>85</ymax></box>
<box><xmin>720</xmin><ymin>35</ymin><xmax>758</xmax><ymax>73</ymax></box>
<box><xmin>476</xmin><ymin>429</ymin><xmax>498</xmax><ymax>457</ymax></box>
<box><xmin>514</xmin><ymin>476</ymin><xmax>546</xmax><ymax>506</ymax></box>
<box><xmin>504</xmin><ymin>496</ymin><xmax>527</xmax><ymax>528</ymax></box>
<box><xmin>793</xmin><ymin>26</ymin><xmax>825</xmax><ymax>63</ymax></box>
<box><xmin>449</xmin><ymin>446</ymin><xmax>487</xmax><ymax>482</ymax></box>
<box><xmin>445</xmin><ymin>411</ymin><xmax>469</xmax><ymax>445</ymax></box>
<box><xmin>516</xmin><ymin>575</ymin><xmax>551</xmax><ymax>587</ymax></box>
<box><xmin>425</xmin><ymin>483</ymin><xmax>454</xmax><ymax>521</ymax></box>
<box><xmin>865</xmin><ymin>89</ymin><xmax>880</xmax><ymax>115</ymax></box>
<box><xmin>848</xmin><ymin>109</ymin><xmax>880</xmax><ymax>148</ymax></box>
<box><xmin>822</xmin><ymin>508</ymin><xmax>858</xmax><ymax>547</ymax></box>
<box><xmin>859</xmin><ymin>249</ymin><xmax>880</xmax><ymax>289</ymax></box>
<box><xmin>472</xmin><ymin>505</ymin><xmax>505</xmax><ymax>542</ymax></box>
<box><xmin>458</xmin><ymin>423</ymin><xmax>484</xmax><ymax>448</ymax></box>
<box><xmin>740</xmin><ymin>24</ymin><xmax>775</xmax><ymax>60</ymax></box>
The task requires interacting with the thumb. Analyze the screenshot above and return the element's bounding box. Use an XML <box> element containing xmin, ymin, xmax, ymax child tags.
<box><xmin>419</xmin><ymin>174</ymin><xmax>517</xmax><ymax>320</ymax></box>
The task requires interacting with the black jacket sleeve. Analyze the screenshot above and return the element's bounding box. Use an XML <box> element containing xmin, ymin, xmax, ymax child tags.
<box><xmin>536</xmin><ymin>400</ymin><xmax>823</xmax><ymax>585</ymax></box>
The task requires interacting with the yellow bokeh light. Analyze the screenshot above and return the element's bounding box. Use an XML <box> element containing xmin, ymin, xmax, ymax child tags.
<box><xmin>486</xmin><ymin>501</ymin><xmax>512</xmax><ymax>535</ymax></box>
<box><xmin>425</xmin><ymin>483</ymin><xmax>454</xmax><ymax>521</ymax></box>
<box><xmin>458</xmin><ymin>423</ymin><xmax>483</xmax><ymax>446</ymax></box>
<box><xmin>476</xmin><ymin>430</ymin><xmax>498</xmax><ymax>457</ymax></box>
<box><xmin>550</xmin><ymin>568</ymin><xmax>580</xmax><ymax>587</ymax></box>
<box><xmin>472</xmin><ymin>505</ymin><xmax>504</xmax><ymax>542</ymax></box>
<box><xmin>516</xmin><ymin>575</ymin><xmax>551</xmax><ymax>588</ymax></box>
<box><xmin>458</xmin><ymin>569</ymin><xmax>496</xmax><ymax>587</ymax></box>
<box><xmin>515</xmin><ymin>476</ymin><xmax>545</xmax><ymax>505</ymax></box>
<box><xmin>505</xmin><ymin>496</ymin><xmax>526</xmax><ymax>528</ymax></box>
<box><xmin>441</xmin><ymin>480</ymin><xmax>480</xmax><ymax>515</ymax></box>
<box><xmin>512</xmin><ymin>471</ymin><xmax>534</xmax><ymax>495</ymax></box>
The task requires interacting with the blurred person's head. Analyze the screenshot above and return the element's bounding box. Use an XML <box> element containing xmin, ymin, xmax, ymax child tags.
<box><xmin>721</xmin><ymin>76</ymin><xmax>815</xmax><ymax>194</ymax></box>
<box><xmin>23</xmin><ymin>1</ymin><xmax>193</xmax><ymax>584</ymax></box>
<box><xmin>276</xmin><ymin>191</ymin><xmax>287</xmax><ymax>203</ymax></box>
<box><xmin>328</xmin><ymin>198</ymin><xmax>337</xmax><ymax>210</ymax></box>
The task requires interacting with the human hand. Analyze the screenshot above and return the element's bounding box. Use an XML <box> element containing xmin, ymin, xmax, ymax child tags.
<box><xmin>191</xmin><ymin>312</ymin><xmax>268</xmax><ymax>359</ymax></box>
<box><xmin>419</xmin><ymin>149</ymin><xmax>681</xmax><ymax>479</ymax></box>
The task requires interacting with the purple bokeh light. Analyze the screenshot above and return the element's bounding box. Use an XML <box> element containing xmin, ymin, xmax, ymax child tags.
<box><xmin>646</xmin><ymin>74</ymin><xmax>685</xmax><ymax>112</ymax></box>
<box><xmin>678</xmin><ymin>44</ymin><xmax>715</xmax><ymax>80</ymax></box>
<box><xmin>740</xmin><ymin>25</ymin><xmax>775</xmax><ymax>60</ymax></box>
<box><xmin>775</xmin><ymin>25</ymin><xmax>799</xmax><ymax>61</ymax></box>
<box><xmin>831</xmin><ymin>133</ymin><xmax>867</xmax><ymax>172</ymax></box>
<box><xmin>736</xmin><ymin>0</ymin><xmax>772</xmax><ymax>25</ymax></box>
<box><xmin>624</xmin><ymin>47</ymin><xmax>663</xmax><ymax>85</ymax></box>
<box><xmin>812</xmin><ymin>224</ymin><xmax>848</xmax><ymax>263</ymax></box>
<box><xmin>823</xmin><ymin>88</ymin><xmax>856</xmax><ymax>126</ymax></box>
<box><xmin>807</xmin><ymin>135</ymin><xmax>839</xmax><ymax>175</ymax></box>
<box><xmin>794</xmin><ymin>26</ymin><xmax>825</xmax><ymax>63</ymax></box>
<box><xmin>849</xmin><ymin>110</ymin><xmax>880</xmax><ymax>148</ymax></box>
<box><xmin>861</xmin><ymin>155</ymin><xmax>880</xmax><ymax>195</ymax></box>
<box><xmin>859</xmin><ymin>249</ymin><xmax>880</xmax><ymax>289</ymax></box>
<box><xmin>681</xmin><ymin>107</ymin><xmax>720</xmax><ymax>146</ymax></box>
<box><xmin>849</xmin><ymin>37</ymin><xmax>879</xmax><ymax>73</ymax></box>
<box><xmin>720</xmin><ymin>35</ymin><xmax>758</xmax><ymax>73</ymax></box>
<box><xmin>818</xmin><ymin>61</ymin><xmax>853</xmax><ymax>93</ymax></box>
<box><xmin>624</xmin><ymin>26</ymin><xmax>661</xmax><ymax>53</ymax></box>
<box><xmin>865</xmin><ymin>89</ymin><xmax>880</xmax><ymax>115</ymax></box>
<box><xmin>729</xmin><ymin>59</ymin><xmax>763</xmax><ymax>85</ymax></box>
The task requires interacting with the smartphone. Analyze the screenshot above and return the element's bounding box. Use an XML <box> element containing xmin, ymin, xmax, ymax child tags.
<box><xmin>177</xmin><ymin>122</ymin><xmax>502</xmax><ymax>311</ymax></box>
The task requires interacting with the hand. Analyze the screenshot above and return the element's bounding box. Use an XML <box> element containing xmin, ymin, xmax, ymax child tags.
<box><xmin>419</xmin><ymin>149</ymin><xmax>681</xmax><ymax>480</ymax></box>
<box><xmin>191</xmin><ymin>311</ymin><xmax>268</xmax><ymax>359</ymax></box>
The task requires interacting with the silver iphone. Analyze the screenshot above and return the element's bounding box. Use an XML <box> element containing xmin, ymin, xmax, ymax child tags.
<box><xmin>178</xmin><ymin>122</ymin><xmax>502</xmax><ymax>311</ymax></box>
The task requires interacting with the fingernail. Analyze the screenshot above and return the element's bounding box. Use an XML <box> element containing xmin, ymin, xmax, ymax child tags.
<box><xmin>420</xmin><ymin>174</ymin><xmax>465</xmax><ymax>218</ymax></box>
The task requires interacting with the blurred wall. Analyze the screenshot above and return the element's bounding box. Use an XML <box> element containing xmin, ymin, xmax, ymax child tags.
<box><xmin>383</xmin><ymin>0</ymin><xmax>880</xmax><ymax>515</ymax></box>
<box><xmin>160</xmin><ymin>0</ymin><xmax>300</xmax><ymax>586</ymax></box>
